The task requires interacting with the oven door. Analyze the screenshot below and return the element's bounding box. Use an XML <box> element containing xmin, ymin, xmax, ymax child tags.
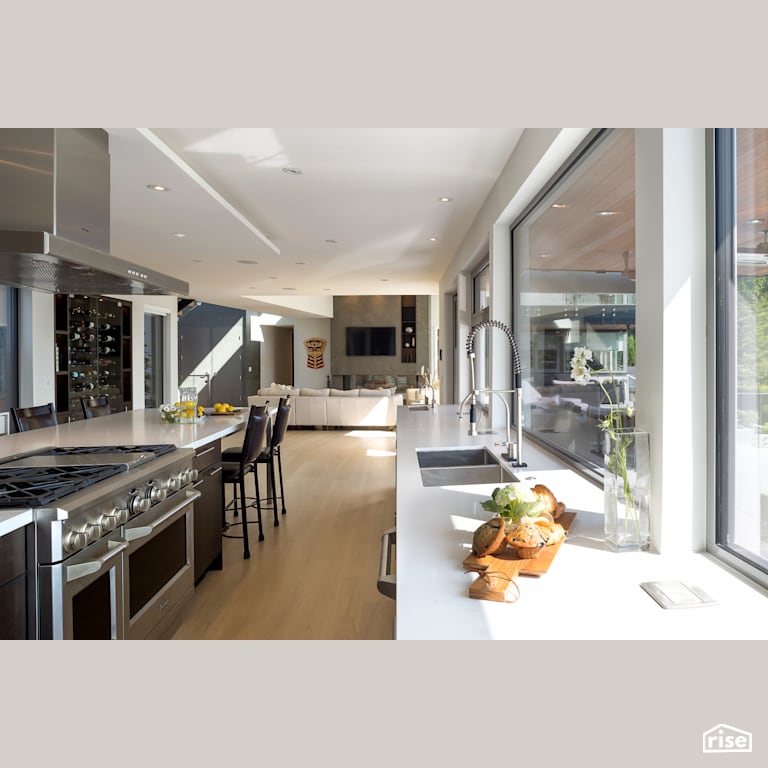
<box><xmin>38</xmin><ymin>535</ymin><xmax>127</xmax><ymax>640</ymax></box>
<box><xmin>122</xmin><ymin>488</ymin><xmax>200</xmax><ymax>640</ymax></box>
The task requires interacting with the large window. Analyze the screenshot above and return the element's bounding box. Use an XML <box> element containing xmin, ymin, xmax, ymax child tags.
<box><xmin>714</xmin><ymin>128</ymin><xmax>768</xmax><ymax>583</ymax></box>
<box><xmin>512</xmin><ymin>129</ymin><xmax>636</xmax><ymax>477</ymax></box>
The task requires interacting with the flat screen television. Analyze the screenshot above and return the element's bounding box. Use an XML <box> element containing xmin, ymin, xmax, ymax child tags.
<box><xmin>346</xmin><ymin>326</ymin><xmax>396</xmax><ymax>356</ymax></box>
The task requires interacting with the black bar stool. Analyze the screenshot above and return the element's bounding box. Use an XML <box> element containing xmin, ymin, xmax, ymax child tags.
<box><xmin>11</xmin><ymin>403</ymin><xmax>58</xmax><ymax>432</ymax></box>
<box><xmin>221</xmin><ymin>406</ymin><xmax>270</xmax><ymax>558</ymax></box>
<box><xmin>255</xmin><ymin>397</ymin><xmax>292</xmax><ymax>526</ymax></box>
<box><xmin>80</xmin><ymin>395</ymin><xmax>111</xmax><ymax>419</ymax></box>
<box><xmin>221</xmin><ymin>402</ymin><xmax>268</xmax><ymax>521</ymax></box>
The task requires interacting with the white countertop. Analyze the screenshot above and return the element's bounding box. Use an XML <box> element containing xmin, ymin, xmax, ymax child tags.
<box><xmin>0</xmin><ymin>409</ymin><xmax>246</xmax><ymax>536</ymax></box>
<box><xmin>394</xmin><ymin>404</ymin><xmax>768</xmax><ymax>640</ymax></box>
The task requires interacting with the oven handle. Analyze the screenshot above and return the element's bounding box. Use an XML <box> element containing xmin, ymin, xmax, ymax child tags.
<box><xmin>66</xmin><ymin>539</ymin><xmax>128</xmax><ymax>583</ymax></box>
<box><xmin>123</xmin><ymin>489</ymin><xmax>201</xmax><ymax>542</ymax></box>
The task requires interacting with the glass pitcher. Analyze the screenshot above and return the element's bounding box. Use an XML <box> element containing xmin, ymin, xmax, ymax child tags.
<box><xmin>179</xmin><ymin>387</ymin><xmax>198</xmax><ymax>423</ymax></box>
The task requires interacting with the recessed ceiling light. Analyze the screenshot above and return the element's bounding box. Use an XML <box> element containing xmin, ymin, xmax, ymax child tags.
<box><xmin>191</xmin><ymin>258</ymin><xmax>203</xmax><ymax>263</ymax></box>
<box><xmin>539</xmin><ymin>253</ymin><xmax>552</xmax><ymax>259</ymax></box>
<box><xmin>380</xmin><ymin>278</ymin><xmax>389</xmax><ymax>282</ymax></box>
<box><xmin>283</xmin><ymin>287</ymin><xmax>296</xmax><ymax>291</ymax></box>
<box><xmin>171</xmin><ymin>232</ymin><xmax>186</xmax><ymax>238</ymax></box>
<box><xmin>282</xmin><ymin>167</ymin><xmax>303</xmax><ymax>175</ymax></box>
<box><xmin>237</xmin><ymin>259</ymin><xmax>259</xmax><ymax>265</ymax></box>
<box><xmin>147</xmin><ymin>184</ymin><xmax>170</xmax><ymax>192</ymax></box>
<box><xmin>324</xmin><ymin>239</ymin><xmax>338</xmax><ymax>244</ymax></box>
<box><xmin>268</xmin><ymin>276</ymin><xmax>278</xmax><ymax>280</ymax></box>
<box><xmin>438</xmin><ymin>196</ymin><xmax>453</xmax><ymax>203</ymax></box>
<box><xmin>295</xmin><ymin>261</ymin><xmax>306</xmax><ymax>265</ymax></box>
<box><xmin>429</xmin><ymin>237</ymin><xmax>438</xmax><ymax>242</ymax></box>
<box><xmin>748</xmin><ymin>218</ymin><xmax>765</xmax><ymax>224</ymax></box>
<box><xmin>595</xmin><ymin>210</ymin><xmax>621</xmax><ymax>216</ymax></box>
<box><xmin>551</xmin><ymin>203</ymin><xmax>570</xmax><ymax>209</ymax></box>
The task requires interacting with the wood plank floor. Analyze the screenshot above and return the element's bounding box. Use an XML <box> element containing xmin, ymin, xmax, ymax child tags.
<box><xmin>171</xmin><ymin>427</ymin><xmax>397</xmax><ymax>640</ymax></box>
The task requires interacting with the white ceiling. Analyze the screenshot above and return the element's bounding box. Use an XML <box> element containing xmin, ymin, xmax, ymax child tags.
<box><xmin>106</xmin><ymin>128</ymin><xmax>524</xmax><ymax>317</ymax></box>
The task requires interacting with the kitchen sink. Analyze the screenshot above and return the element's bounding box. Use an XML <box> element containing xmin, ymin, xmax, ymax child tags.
<box><xmin>407</xmin><ymin>404</ymin><xmax>431</xmax><ymax>411</ymax></box>
<box><xmin>416</xmin><ymin>447</ymin><xmax>519</xmax><ymax>487</ymax></box>
<box><xmin>416</xmin><ymin>447</ymin><xmax>500</xmax><ymax>468</ymax></box>
<box><xmin>419</xmin><ymin>464</ymin><xmax>519</xmax><ymax>487</ymax></box>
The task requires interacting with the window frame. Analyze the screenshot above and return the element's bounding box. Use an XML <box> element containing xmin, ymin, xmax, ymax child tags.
<box><xmin>710</xmin><ymin>128</ymin><xmax>768</xmax><ymax>590</ymax></box>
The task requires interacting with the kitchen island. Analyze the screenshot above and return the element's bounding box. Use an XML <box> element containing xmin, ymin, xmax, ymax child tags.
<box><xmin>395</xmin><ymin>404</ymin><xmax>768</xmax><ymax>640</ymax></box>
<box><xmin>0</xmin><ymin>409</ymin><xmax>245</xmax><ymax>537</ymax></box>
<box><xmin>0</xmin><ymin>408</ymin><xmax>248</xmax><ymax>638</ymax></box>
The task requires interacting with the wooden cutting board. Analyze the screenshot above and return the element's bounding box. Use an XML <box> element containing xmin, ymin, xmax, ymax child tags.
<box><xmin>464</xmin><ymin>511</ymin><xmax>576</xmax><ymax>602</ymax></box>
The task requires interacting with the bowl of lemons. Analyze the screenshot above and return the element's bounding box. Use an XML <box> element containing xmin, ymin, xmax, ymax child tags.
<box><xmin>211</xmin><ymin>402</ymin><xmax>239</xmax><ymax>415</ymax></box>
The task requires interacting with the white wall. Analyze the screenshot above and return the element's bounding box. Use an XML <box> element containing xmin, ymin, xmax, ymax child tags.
<box><xmin>292</xmin><ymin>317</ymin><xmax>332</xmax><ymax>388</ymax></box>
<box><xmin>260</xmin><ymin>316</ymin><xmax>332</xmax><ymax>389</ymax></box>
<box><xmin>18</xmin><ymin>289</ymin><xmax>55</xmax><ymax>409</ymax></box>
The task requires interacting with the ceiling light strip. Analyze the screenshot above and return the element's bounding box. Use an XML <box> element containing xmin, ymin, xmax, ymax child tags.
<box><xmin>135</xmin><ymin>128</ymin><xmax>281</xmax><ymax>255</ymax></box>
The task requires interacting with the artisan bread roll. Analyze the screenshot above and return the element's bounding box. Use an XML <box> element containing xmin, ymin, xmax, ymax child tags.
<box><xmin>506</xmin><ymin>516</ymin><xmax>566</xmax><ymax>558</ymax></box>
<box><xmin>472</xmin><ymin>517</ymin><xmax>507</xmax><ymax>556</ymax></box>
<box><xmin>530</xmin><ymin>484</ymin><xmax>556</xmax><ymax>515</ymax></box>
<box><xmin>531</xmin><ymin>483</ymin><xmax>566</xmax><ymax>520</ymax></box>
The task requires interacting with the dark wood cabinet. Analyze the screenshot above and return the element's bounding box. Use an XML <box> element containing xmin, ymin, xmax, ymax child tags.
<box><xmin>0</xmin><ymin>524</ymin><xmax>36</xmax><ymax>640</ymax></box>
<box><xmin>54</xmin><ymin>294</ymin><xmax>132</xmax><ymax>421</ymax></box>
<box><xmin>192</xmin><ymin>440</ymin><xmax>224</xmax><ymax>584</ymax></box>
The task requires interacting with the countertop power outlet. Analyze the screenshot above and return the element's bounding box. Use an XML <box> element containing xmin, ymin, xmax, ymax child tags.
<box><xmin>640</xmin><ymin>580</ymin><xmax>717</xmax><ymax>609</ymax></box>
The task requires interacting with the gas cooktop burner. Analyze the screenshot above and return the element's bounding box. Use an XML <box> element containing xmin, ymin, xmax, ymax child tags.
<box><xmin>0</xmin><ymin>463</ymin><xmax>128</xmax><ymax>507</ymax></box>
<box><xmin>35</xmin><ymin>444</ymin><xmax>177</xmax><ymax>457</ymax></box>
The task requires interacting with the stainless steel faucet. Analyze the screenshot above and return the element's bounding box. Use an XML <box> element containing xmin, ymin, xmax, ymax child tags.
<box><xmin>458</xmin><ymin>320</ymin><xmax>526</xmax><ymax>467</ymax></box>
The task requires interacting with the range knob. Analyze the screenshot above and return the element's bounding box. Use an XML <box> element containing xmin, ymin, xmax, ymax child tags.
<box><xmin>99</xmin><ymin>507</ymin><xmax>128</xmax><ymax>531</ymax></box>
<box><xmin>98</xmin><ymin>512</ymin><xmax>118</xmax><ymax>532</ymax></box>
<box><xmin>183</xmin><ymin>468</ymin><xmax>199</xmax><ymax>484</ymax></box>
<box><xmin>66</xmin><ymin>522</ymin><xmax>102</xmax><ymax>548</ymax></box>
<box><xmin>128</xmin><ymin>493</ymin><xmax>151</xmax><ymax>515</ymax></box>
<box><xmin>63</xmin><ymin>529</ymin><xmax>89</xmax><ymax>553</ymax></box>
<box><xmin>165</xmin><ymin>474</ymin><xmax>182</xmax><ymax>493</ymax></box>
<box><xmin>145</xmin><ymin>481</ymin><xmax>167</xmax><ymax>504</ymax></box>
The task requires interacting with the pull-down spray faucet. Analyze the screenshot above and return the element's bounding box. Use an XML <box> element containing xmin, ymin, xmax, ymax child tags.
<box><xmin>458</xmin><ymin>320</ymin><xmax>526</xmax><ymax>467</ymax></box>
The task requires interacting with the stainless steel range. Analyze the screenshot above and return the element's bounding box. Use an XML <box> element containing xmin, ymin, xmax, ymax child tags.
<box><xmin>0</xmin><ymin>443</ymin><xmax>200</xmax><ymax>640</ymax></box>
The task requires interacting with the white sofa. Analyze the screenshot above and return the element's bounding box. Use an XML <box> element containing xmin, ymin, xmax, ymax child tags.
<box><xmin>247</xmin><ymin>387</ymin><xmax>403</xmax><ymax>428</ymax></box>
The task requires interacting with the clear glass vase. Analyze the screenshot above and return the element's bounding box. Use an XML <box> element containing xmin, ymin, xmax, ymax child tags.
<box><xmin>603</xmin><ymin>428</ymin><xmax>651</xmax><ymax>551</ymax></box>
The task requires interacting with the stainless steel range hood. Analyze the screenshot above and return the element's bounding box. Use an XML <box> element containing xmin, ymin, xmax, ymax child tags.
<box><xmin>0</xmin><ymin>128</ymin><xmax>188</xmax><ymax>296</ymax></box>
